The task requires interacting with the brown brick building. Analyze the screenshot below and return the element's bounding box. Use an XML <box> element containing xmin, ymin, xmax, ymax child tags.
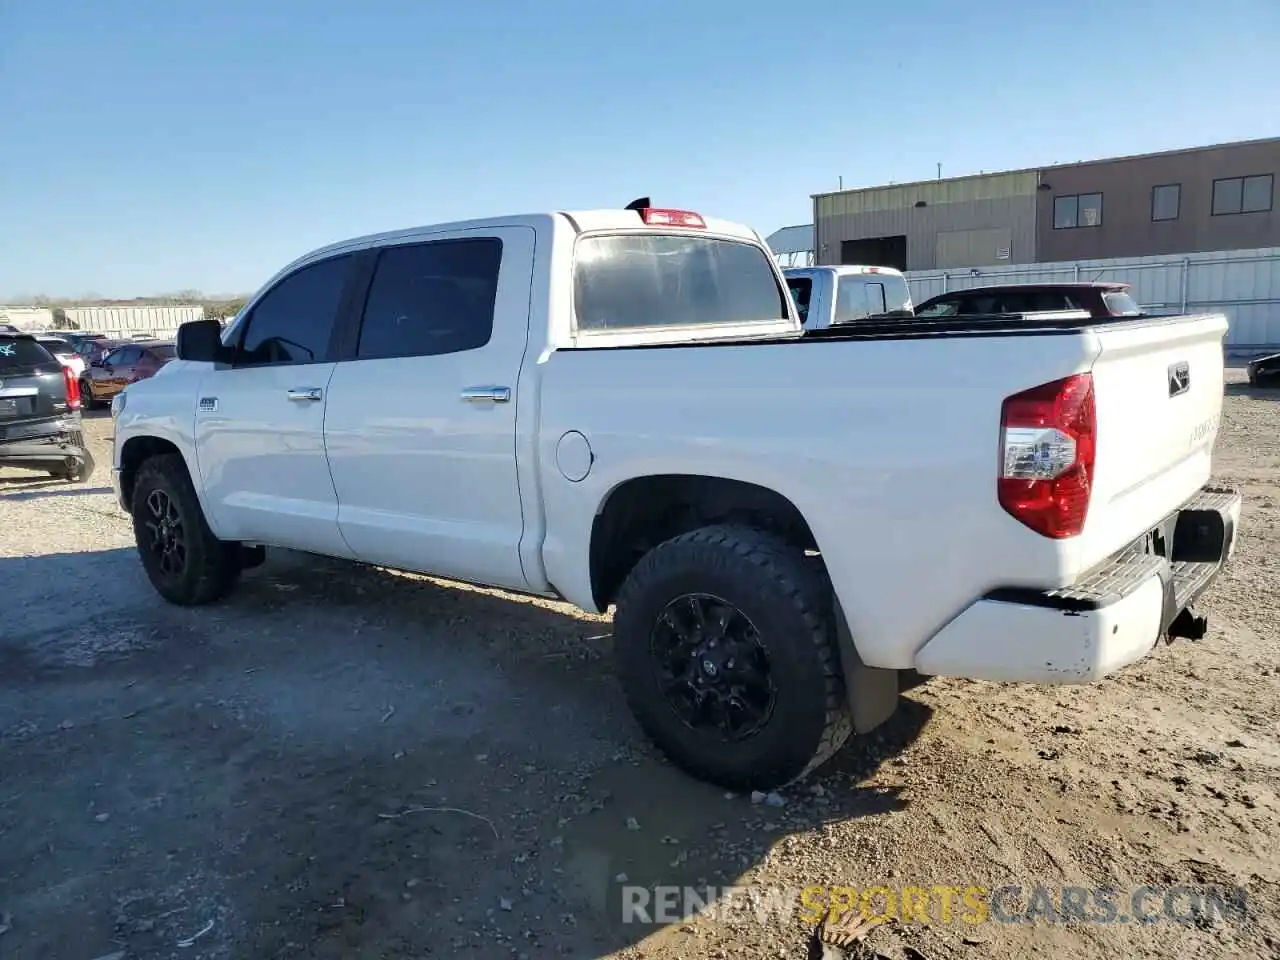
<box><xmin>812</xmin><ymin>137</ymin><xmax>1280</xmax><ymax>270</ymax></box>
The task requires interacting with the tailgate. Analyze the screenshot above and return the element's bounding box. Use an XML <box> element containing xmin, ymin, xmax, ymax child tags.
<box><xmin>1074</xmin><ymin>312</ymin><xmax>1229</xmax><ymax>571</ymax></box>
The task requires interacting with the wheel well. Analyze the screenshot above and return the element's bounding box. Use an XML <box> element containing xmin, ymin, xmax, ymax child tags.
<box><xmin>118</xmin><ymin>436</ymin><xmax>183</xmax><ymax>511</ymax></box>
<box><xmin>589</xmin><ymin>475</ymin><xmax>817</xmax><ymax>609</ymax></box>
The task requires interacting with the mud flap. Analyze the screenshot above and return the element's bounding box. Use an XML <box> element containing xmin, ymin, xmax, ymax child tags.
<box><xmin>832</xmin><ymin>599</ymin><xmax>899</xmax><ymax>733</ymax></box>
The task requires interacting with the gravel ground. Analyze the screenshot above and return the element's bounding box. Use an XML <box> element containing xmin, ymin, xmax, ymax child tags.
<box><xmin>0</xmin><ymin>372</ymin><xmax>1277</xmax><ymax>960</ymax></box>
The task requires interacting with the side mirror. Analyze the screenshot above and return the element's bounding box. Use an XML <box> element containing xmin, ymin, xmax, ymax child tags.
<box><xmin>176</xmin><ymin>319</ymin><xmax>233</xmax><ymax>363</ymax></box>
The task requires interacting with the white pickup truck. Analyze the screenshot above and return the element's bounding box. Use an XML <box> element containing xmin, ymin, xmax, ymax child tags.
<box><xmin>782</xmin><ymin>264</ymin><xmax>915</xmax><ymax>329</ymax></box>
<box><xmin>111</xmin><ymin>200</ymin><xmax>1242</xmax><ymax>790</ymax></box>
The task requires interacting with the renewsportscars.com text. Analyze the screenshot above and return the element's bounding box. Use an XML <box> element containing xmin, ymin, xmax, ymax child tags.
<box><xmin>621</xmin><ymin>883</ymin><xmax>1249</xmax><ymax>927</ymax></box>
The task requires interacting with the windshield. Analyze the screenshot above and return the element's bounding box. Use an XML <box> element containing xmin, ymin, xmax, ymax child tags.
<box><xmin>573</xmin><ymin>234</ymin><xmax>789</xmax><ymax>332</ymax></box>
<box><xmin>1102</xmin><ymin>289</ymin><xmax>1142</xmax><ymax>316</ymax></box>
<box><xmin>0</xmin><ymin>337</ymin><xmax>56</xmax><ymax>370</ymax></box>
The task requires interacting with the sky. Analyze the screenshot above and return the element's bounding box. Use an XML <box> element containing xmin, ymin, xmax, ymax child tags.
<box><xmin>1</xmin><ymin>0</ymin><xmax>1277</xmax><ymax>300</ymax></box>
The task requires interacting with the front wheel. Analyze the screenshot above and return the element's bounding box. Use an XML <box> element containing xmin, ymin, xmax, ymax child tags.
<box><xmin>612</xmin><ymin>525</ymin><xmax>851</xmax><ymax>791</ymax></box>
<box><xmin>131</xmin><ymin>453</ymin><xmax>242</xmax><ymax>605</ymax></box>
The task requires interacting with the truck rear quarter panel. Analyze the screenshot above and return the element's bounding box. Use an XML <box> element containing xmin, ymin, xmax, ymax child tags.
<box><xmin>536</xmin><ymin>333</ymin><xmax>1100</xmax><ymax>669</ymax></box>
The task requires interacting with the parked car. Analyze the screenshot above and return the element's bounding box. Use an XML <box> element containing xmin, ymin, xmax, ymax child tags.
<box><xmin>81</xmin><ymin>339</ymin><xmax>176</xmax><ymax>410</ymax></box>
<box><xmin>35</xmin><ymin>334</ymin><xmax>87</xmax><ymax>379</ymax></box>
<box><xmin>63</xmin><ymin>331</ymin><xmax>109</xmax><ymax>357</ymax></box>
<box><xmin>0</xmin><ymin>333</ymin><xmax>94</xmax><ymax>481</ymax></box>
<box><xmin>111</xmin><ymin>201</ymin><xmax>1240</xmax><ymax>791</ymax></box>
<box><xmin>783</xmin><ymin>265</ymin><xmax>914</xmax><ymax>330</ymax></box>
<box><xmin>77</xmin><ymin>337</ymin><xmax>130</xmax><ymax>368</ymax></box>
<box><xmin>914</xmin><ymin>281</ymin><xmax>1143</xmax><ymax>319</ymax></box>
<box><xmin>1246</xmin><ymin>352</ymin><xmax>1280</xmax><ymax>387</ymax></box>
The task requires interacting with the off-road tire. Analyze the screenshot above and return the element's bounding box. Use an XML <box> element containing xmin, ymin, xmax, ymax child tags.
<box><xmin>131</xmin><ymin>453</ymin><xmax>242</xmax><ymax>605</ymax></box>
<box><xmin>613</xmin><ymin>524</ymin><xmax>852</xmax><ymax>791</ymax></box>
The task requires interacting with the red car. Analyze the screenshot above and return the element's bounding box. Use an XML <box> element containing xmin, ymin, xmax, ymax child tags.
<box><xmin>914</xmin><ymin>281</ymin><xmax>1143</xmax><ymax>319</ymax></box>
<box><xmin>81</xmin><ymin>339</ymin><xmax>176</xmax><ymax>410</ymax></box>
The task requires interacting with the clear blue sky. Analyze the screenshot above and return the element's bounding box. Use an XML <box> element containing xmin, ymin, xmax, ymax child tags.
<box><xmin>1</xmin><ymin>0</ymin><xmax>1276</xmax><ymax>299</ymax></box>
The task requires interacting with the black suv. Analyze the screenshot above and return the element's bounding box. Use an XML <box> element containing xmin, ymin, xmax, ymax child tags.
<box><xmin>0</xmin><ymin>333</ymin><xmax>95</xmax><ymax>482</ymax></box>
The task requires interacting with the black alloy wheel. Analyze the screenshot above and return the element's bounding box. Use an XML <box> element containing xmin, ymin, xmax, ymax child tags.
<box><xmin>649</xmin><ymin>593</ymin><xmax>776</xmax><ymax>741</ymax></box>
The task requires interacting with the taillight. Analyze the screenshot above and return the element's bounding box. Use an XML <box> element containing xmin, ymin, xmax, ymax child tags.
<box><xmin>63</xmin><ymin>365</ymin><xmax>81</xmax><ymax>411</ymax></box>
<box><xmin>997</xmin><ymin>373</ymin><xmax>1096</xmax><ymax>539</ymax></box>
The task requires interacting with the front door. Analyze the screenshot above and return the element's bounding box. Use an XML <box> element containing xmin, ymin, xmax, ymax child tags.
<box><xmin>93</xmin><ymin>345</ymin><xmax>141</xmax><ymax>401</ymax></box>
<box><xmin>195</xmin><ymin>252</ymin><xmax>357</xmax><ymax>558</ymax></box>
<box><xmin>323</xmin><ymin>227</ymin><xmax>534</xmax><ymax>590</ymax></box>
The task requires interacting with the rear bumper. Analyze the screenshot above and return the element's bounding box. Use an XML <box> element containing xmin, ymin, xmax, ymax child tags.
<box><xmin>914</xmin><ymin>485</ymin><xmax>1242</xmax><ymax>683</ymax></box>
<box><xmin>0</xmin><ymin>418</ymin><xmax>86</xmax><ymax>463</ymax></box>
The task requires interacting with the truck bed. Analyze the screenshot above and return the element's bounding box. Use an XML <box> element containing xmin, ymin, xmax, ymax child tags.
<box><xmin>539</xmin><ymin>310</ymin><xmax>1229</xmax><ymax>671</ymax></box>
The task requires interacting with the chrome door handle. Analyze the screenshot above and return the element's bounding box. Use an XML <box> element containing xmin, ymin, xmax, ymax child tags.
<box><xmin>461</xmin><ymin>386</ymin><xmax>511</xmax><ymax>403</ymax></box>
<box><xmin>286</xmin><ymin>387</ymin><xmax>323</xmax><ymax>402</ymax></box>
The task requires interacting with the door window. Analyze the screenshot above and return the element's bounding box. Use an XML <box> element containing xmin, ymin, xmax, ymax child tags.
<box><xmin>236</xmin><ymin>254</ymin><xmax>354</xmax><ymax>366</ymax></box>
<box><xmin>356</xmin><ymin>238</ymin><xmax>503</xmax><ymax>359</ymax></box>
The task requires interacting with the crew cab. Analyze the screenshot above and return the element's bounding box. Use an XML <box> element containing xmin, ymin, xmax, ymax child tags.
<box><xmin>783</xmin><ymin>265</ymin><xmax>913</xmax><ymax>330</ymax></box>
<box><xmin>111</xmin><ymin>201</ymin><xmax>1241</xmax><ymax>791</ymax></box>
<box><xmin>914</xmin><ymin>281</ymin><xmax>1142</xmax><ymax>319</ymax></box>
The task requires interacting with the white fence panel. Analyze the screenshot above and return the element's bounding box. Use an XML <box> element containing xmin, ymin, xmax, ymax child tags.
<box><xmin>905</xmin><ymin>246</ymin><xmax>1280</xmax><ymax>352</ymax></box>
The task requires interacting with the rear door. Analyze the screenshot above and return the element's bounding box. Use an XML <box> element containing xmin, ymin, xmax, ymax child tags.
<box><xmin>323</xmin><ymin>227</ymin><xmax>535</xmax><ymax>590</ymax></box>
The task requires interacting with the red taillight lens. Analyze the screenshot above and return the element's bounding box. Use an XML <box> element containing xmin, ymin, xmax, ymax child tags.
<box><xmin>63</xmin><ymin>365</ymin><xmax>81</xmax><ymax>411</ymax></box>
<box><xmin>997</xmin><ymin>373</ymin><xmax>1096</xmax><ymax>539</ymax></box>
<box><xmin>639</xmin><ymin>208</ymin><xmax>706</xmax><ymax>228</ymax></box>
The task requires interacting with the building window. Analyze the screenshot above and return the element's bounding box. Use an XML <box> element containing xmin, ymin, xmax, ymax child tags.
<box><xmin>1151</xmin><ymin>183</ymin><xmax>1180</xmax><ymax>221</ymax></box>
<box><xmin>1212</xmin><ymin>174</ymin><xmax>1274</xmax><ymax>215</ymax></box>
<box><xmin>1053</xmin><ymin>193</ymin><xmax>1103</xmax><ymax>229</ymax></box>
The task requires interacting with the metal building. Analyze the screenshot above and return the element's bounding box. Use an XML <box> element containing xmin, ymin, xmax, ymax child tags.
<box><xmin>813</xmin><ymin>170</ymin><xmax>1039</xmax><ymax>271</ymax></box>
<box><xmin>813</xmin><ymin>137</ymin><xmax>1280</xmax><ymax>271</ymax></box>
<box><xmin>62</xmin><ymin>305</ymin><xmax>203</xmax><ymax>338</ymax></box>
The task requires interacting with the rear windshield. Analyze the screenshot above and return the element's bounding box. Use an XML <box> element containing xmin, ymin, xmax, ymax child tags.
<box><xmin>573</xmin><ymin>234</ymin><xmax>789</xmax><ymax>332</ymax></box>
<box><xmin>1102</xmin><ymin>289</ymin><xmax>1142</xmax><ymax>316</ymax></box>
<box><xmin>0</xmin><ymin>337</ymin><xmax>56</xmax><ymax>370</ymax></box>
<box><xmin>834</xmin><ymin>274</ymin><xmax>914</xmax><ymax>323</ymax></box>
<box><xmin>38</xmin><ymin>338</ymin><xmax>73</xmax><ymax>354</ymax></box>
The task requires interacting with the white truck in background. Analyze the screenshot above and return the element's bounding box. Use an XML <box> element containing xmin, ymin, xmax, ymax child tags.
<box><xmin>783</xmin><ymin>264</ymin><xmax>914</xmax><ymax>329</ymax></box>
<box><xmin>110</xmin><ymin>200</ymin><xmax>1241</xmax><ymax>791</ymax></box>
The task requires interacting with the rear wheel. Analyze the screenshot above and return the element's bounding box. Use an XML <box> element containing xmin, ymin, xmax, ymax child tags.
<box><xmin>80</xmin><ymin>380</ymin><xmax>98</xmax><ymax>410</ymax></box>
<box><xmin>131</xmin><ymin>453</ymin><xmax>242</xmax><ymax>605</ymax></box>
<box><xmin>612</xmin><ymin>524</ymin><xmax>851</xmax><ymax>791</ymax></box>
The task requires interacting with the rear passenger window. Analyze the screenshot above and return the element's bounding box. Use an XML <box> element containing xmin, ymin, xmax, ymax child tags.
<box><xmin>236</xmin><ymin>254</ymin><xmax>353</xmax><ymax>366</ymax></box>
<box><xmin>357</xmin><ymin>238</ymin><xmax>502</xmax><ymax>360</ymax></box>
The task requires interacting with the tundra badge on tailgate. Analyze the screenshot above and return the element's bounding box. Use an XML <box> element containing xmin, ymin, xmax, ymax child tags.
<box><xmin>1168</xmin><ymin>361</ymin><xmax>1191</xmax><ymax>397</ymax></box>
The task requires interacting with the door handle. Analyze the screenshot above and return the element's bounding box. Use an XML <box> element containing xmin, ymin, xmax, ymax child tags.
<box><xmin>286</xmin><ymin>387</ymin><xmax>323</xmax><ymax>402</ymax></box>
<box><xmin>460</xmin><ymin>386</ymin><xmax>511</xmax><ymax>403</ymax></box>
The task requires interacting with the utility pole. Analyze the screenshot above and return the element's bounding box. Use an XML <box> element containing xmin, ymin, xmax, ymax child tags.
<box><xmin>937</xmin><ymin>162</ymin><xmax>942</xmax><ymax>180</ymax></box>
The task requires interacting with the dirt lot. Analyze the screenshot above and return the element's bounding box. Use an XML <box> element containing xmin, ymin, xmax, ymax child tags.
<box><xmin>1</xmin><ymin>371</ymin><xmax>1277</xmax><ymax>960</ymax></box>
